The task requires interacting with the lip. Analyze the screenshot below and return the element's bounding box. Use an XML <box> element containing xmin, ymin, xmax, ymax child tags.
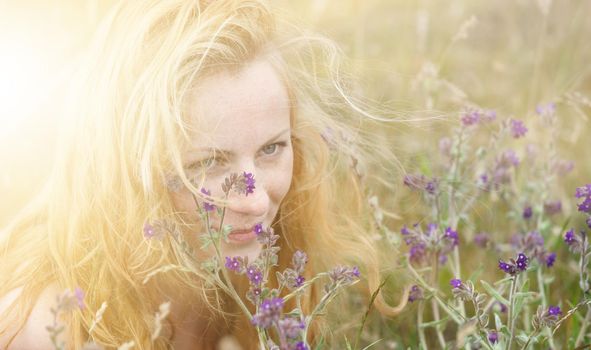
<box><xmin>227</xmin><ymin>228</ymin><xmax>258</xmax><ymax>245</ymax></box>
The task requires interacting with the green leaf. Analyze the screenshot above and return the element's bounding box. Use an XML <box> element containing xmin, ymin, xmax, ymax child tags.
<box><xmin>494</xmin><ymin>313</ymin><xmax>503</xmax><ymax>331</ymax></box>
<box><xmin>494</xmin><ymin>276</ymin><xmax>514</xmax><ymax>286</ymax></box>
<box><xmin>480</xmin><ymin>280</ymin><xmax>510</xmax><ymax>305</ymax></box>
<box><xmin>468</xmin><ymin>264</ymin><xmax>484</xmax><ymax>282</ymax></box>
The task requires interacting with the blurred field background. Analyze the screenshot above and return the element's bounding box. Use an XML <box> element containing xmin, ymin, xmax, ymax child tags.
<box><xmin>1</xmin><ymin>0</ymin><xmax>590</xmax><ymax>347</ymax></box>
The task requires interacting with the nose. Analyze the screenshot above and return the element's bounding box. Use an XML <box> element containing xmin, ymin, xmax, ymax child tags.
<box><xmin>226</xmin><ymin>171</ymin><xmax>270</xmax><ymax>218</ymax></box>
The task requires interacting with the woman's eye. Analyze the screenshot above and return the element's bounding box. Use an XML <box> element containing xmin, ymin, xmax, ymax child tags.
<box><xmin>262</xmin><ymin>143</ymin><xmax>278</xmax><ymax>155</ymax></box>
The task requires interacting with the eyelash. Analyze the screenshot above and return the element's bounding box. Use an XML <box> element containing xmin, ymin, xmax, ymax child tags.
<box><xmin>186</xmin><ymin>141</ymin><xmax>288</xmax><ymax>171</ymax></box>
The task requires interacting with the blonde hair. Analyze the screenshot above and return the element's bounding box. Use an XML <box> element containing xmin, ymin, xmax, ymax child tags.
<box><xmin>0</xmin><ymin>0</ymin><xmax>405</xmax><ymax>348</ymax></box>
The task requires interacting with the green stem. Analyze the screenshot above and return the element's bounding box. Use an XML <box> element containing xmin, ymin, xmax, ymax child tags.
<box><xmin>430</xmin><ymin>253</ymin><xmax>446</xmax><ymax>348</ymax></box>
<box><xmin>536</xmin><ymin>267</ymin><xmax>555</xmax><ymax>348</ymax></box>
<box><xmin>417</xmin><ymin>300</ymin><xmax>428</xmax><ymax>350</ymax></box>
<box><xmin>574</xmin><ymin>306</ymin><xmax>591</xmax><ymax>347</ymax></box>
<box><xmin>506</xmin><ymin>276</ymin><xmax>518</xmax><ymax>350</ymax></box>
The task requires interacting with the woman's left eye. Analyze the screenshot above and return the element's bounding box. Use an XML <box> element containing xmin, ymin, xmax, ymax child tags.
<box><xmin>261</xmin><ymin>142</ymin><xmax>281</xmax><ymax>155</ymax></box>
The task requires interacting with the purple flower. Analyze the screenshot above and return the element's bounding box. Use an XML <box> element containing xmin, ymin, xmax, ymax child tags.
<box><xmin>143</xmin><ymin>222</ymin><xmax>165</xmax><ymax>240</ymax></box>
<box><xmin>403</xmin><ymin>174</ymin><xmax>438</xmax><ymax>194</ymax></box>
<box><xmin>450</xmin><ymin>278</ymin><xmax>462</xmax><ymax>289</ymax></box>
<box><xmin>500</xmin><ymin>149</ymin><xmax>520</xmax><ymax>167</ymax></box>
<box><xmin>225</xmin><ymin>257</ymin><xmax>243</xmax><ymax>273</ymax></box>
<box><xmin>401</xmin><ymin>225</ymin><xmax>410</xmax><ymax>236</ymax></box>
<box><xmin>253</xmin><ymin>222</ymin><xmax>264</xmax><ymax>235</ymax></box>
<box><xmin>545</xmin><ymin>252</ymin><xmax>556</xmax><ymax>267</ymax></box>
<box><xmin>548</xmin><ymin>305</ymin><xmax>562</xmax><ymax>316</ymax></box>
<box><xmin>292</xmin><ymin>250</ymin><xmax>308</xmax><ymax>273</ymax></box>
<box><xmin>564</xmin><ymin>229</ymin><xmax>583</xmax><ymax>253</ymax></box>
<box><xmin>200</xmin><ymin>188</ymin><xmax>216</xmax><ymax>212</ymax></box>
<box><xmin>461</xmin><ymin>110</ymin><xmax>480</xmax><ymax>126</ymax></box>
<box><xmin>499</xmin><ymin>253</ymin><xmax>528</xmax><ymax>275</ymax></box>
<box><xmin>409</xmin><ymin>243</ymin><xmax>427</xmax><ymax>265</ymax></box>
<box><xmin>536</xmin><ymin>102</ymin><xmax>556</xmax><ymax>117</ymax></box>
<box><xmin>277</xmin><ymin>317</ymin><xmax>305</xmax><ymax>339</ymax></box>
<box><xmin>575</xmin><ymin>184</ymin><xmax>591</xmax><ymax>199</ymax></box>
<box><xmin>328</xmin><ymin>266</ymin><xmax>360</xmax><ymax>287</ymax></box>
<box><xmin>577</xmin><ymin>196</ymin><xmax>591</xmax><ymax>214</ymax></box>
<box><xmin>242</xmin><ymin>172</ymin><xmax>256</xmax><ymax>196</ymax></box>
<box><xmin>587</xmin><ymin>217</ymin><xmax>591</xmax><ymax>230</ymax></box>
<box><xmin>543</xmin><ymin>200</ymin><xmax>562</xmax><ymax>216</ymax></box>
<box><xmin>523</xmin><ymin>206</ymin><xmax>533</xmax><ymax>219</ymax></box>
<box><xmin>408</xmin><ymin>285</ymin><xmax>424</xmax><ymax>302</ymax></box>
<box><xmin>444</xmin><ymin>227</ymin><xmax>459</xmax><ymax>246</ymax></box>
<box><xmin>294</xmin><ymin>342</ymin><xmax>308</xmax><ymax>350</ymax></box>
<box><xmin>510</xmin><ymin>119</ymin><xmax>528</xmax><ymax>138</ymax></box>
<box><xmin>488</xmin><ymin>331</ymin><xmax>499</xmax><ymax>344</ymax></box>
<box><xmin>251</xmin><ymin>297</ymin><xmax>284</xmax><ymax>328</ymax></box>
<box><xmin>295</xmin><ymin>275</ymin><xmax>305</xmax><ymax>287</ymax></box>
<box><xmin>246</xmin><ymin>265</ymin><xmax>263</xmax><ymax>286</ymax></box>
<box><xmin>564</xmin><ymin>229</ymin><xmax>576</xmax><ymax>244</ymax></box>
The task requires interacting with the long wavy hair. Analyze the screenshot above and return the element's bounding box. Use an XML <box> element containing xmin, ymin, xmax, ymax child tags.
<box><xmin>0</xmin><ymin>0</ymin><xmax>406</xmax><ymax>348</ymax></box>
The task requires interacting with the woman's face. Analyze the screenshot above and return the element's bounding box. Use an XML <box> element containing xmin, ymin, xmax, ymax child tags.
<box><xmin>171</xmin><ymin>58</ymin><xmax>293</xmax><ymax>262</ymax></box>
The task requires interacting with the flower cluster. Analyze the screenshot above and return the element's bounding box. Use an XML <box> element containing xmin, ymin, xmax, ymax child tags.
<box><xmin>498</xmin><ymin>253</ymin><xmax>528</xmax><ymax>276</ymax></box>
<box><xmin>576</xmin><ymin>184</ymin><xmax>591</xmax><ymax>214</ymax></box>
<box><xmin>460</xmin><ymin>109</ymin><xmax>496</xmax><ymax>126</ymax></box>
<box><xmin>511</xmin><ymin>231</ymin><xmax>556</xmax><ymax>268</ymax></box>
<box><xmin>403</xmin><ymin>174</ymin><xmax>438</xmax><ymax>195</ymax></box>
<box><xmin>401</xmin><ymin>223</ymin><xmax>459</xmax><ymax>265</ymax></box>
<box><xmin>533</xmin><ymin>305</ymin><xmax>562</xmax><ymax>329</ymax></box>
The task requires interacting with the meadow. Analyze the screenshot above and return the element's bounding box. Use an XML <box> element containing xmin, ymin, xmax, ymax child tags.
<box><xmin>1</xmin><ymin>1</ymin><xmax>590</xmax><ymax>349</ymax></box>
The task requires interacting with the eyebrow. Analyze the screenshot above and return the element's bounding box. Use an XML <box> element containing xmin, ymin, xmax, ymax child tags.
<box><xmin>183</xmin><ymin>128</ymin><xmax>291</xmax><ymax>165</ymax></box>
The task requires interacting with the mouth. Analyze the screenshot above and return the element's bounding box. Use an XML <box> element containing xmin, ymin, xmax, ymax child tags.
<box><xmin>226</xmin><ymin>228</ymin><xmax>258</xmax><ymax>245</ymax></box>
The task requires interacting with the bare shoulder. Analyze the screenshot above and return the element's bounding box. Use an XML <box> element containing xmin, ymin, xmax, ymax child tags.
<box><xmin>0</xmin><ymin>283</ymin><xmax>66</xmax><ymax>350</ymax></box>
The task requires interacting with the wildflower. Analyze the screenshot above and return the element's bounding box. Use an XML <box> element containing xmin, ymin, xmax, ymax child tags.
<box><xmin>474</xmin><ymin>233</ymin><xmax>490</xmax><ymax>248</ymax></box>
<box><xmin>241</xmin><ymin>172</ymin><xmax>256</xmax><ymax>196</ymax></box>
<box><xmin>277</xmin><ymin>317</ymin><xmax>305</xmax><ymax>339</ymax></box>
<box><xmin>488</xmin><ymin>331</ymin><xmax>499</xmax><ymax>344</ymax></box>
<box><xmin>523</xmin><ymin>206</ymin><xmax>533</xmax><ymax>220</ymax></box>
<box><xmin>461</xmin><ymin>110</ymin><xmax>480</xmax><ymax>126</ymax></box>
<box><xmin>251</xmin><ymin>297</ymin><xmax>284</xmax><ymax>328</ymax></box>
<box><xmin>498</xmin><ymin>253</ymin><xmax>528</xmax><ymax>275</ymax></box>
<box><xmin>408</xmin><ymin>285</ymin><xmax>424</xmax><ymax>302</ymax></box>
<box><xmin>450</xmin><ymin>278</ymin><xmax>462</xmax><ymax>288</ymax></box>
<box><xmin>292</xmin><ymin>250</ymin><xmax>308</xmax><ymax>274</ymax></box>
<box><xmin>246</xmin><ymin>287</ymin><xmax>262</xmax><ymax>304</ymax></box>
<box><xmin>199</xmin><ymin>188</ymin><xmax>216</xmax><ymax>212</ymax></box>
<box><xmin>143</xmin><ymin>222</ymin><xmax>165</xmax><ymax>240</ymax></box>
<box><xmin>564</xmin><ymin>229</ymin><xmax>584</xmax><ymax>253</ymax></box>
<box><xmin>535</xmin><ymin>102</ymin><xmax>556</xmax><ymax>120</ymax></box>
<box><xmin>533</xmin><ymin>304</ymin><xmax>562</xmax><ymax>328</ymax></box>
<box><xmin>409</xmin><ymin>242</ymin><xmax>427</xmax><ymax>265</ymax></box>
<box><xmin>499</xmin><ymin>149</ymin><xmax>520</xmax><ymax>167</ymax></box>
<box><xmin>510</xmin><ymin>119</ymin><xmax>528</xmax><ymax>138</ymax></box>
<box><xmin>444</xmin><ymin>227</ymin><xmax>459</xmax><ymax>246</ymax></box>
<box><xmin>295</xmin><ymin>275</ymin><xmax>305</xmax><ymax>287</ymax></box>
<box><xmin>246</xmin><ymin>265</ymin><xmax>263</xmax><ymax>285</ymax></box>
<box><xmin>543</xmin><ymin>200</ymin><xmax>562</xmax><ymax>216</ymax></box>
<box><xmin>253</xmin><ymin>223</ymin><xmax>263</xmax><ymax>235</ymax></box>
<box><xmin>403</xmin><ymin>174</ymin><xmax>438</xmax><ymax>194</ymax></box>
<box><xmin>545</xmin><ymin>252</ymin><xmax>556</xmax><ymax>267</ymax></box>
<box><xmin>587</xmin><ymin>217</ymin><xmax>591</xmax><ymax>229</ymax></box>
<box><xmin>575</xmin><ymin>184</ymin><xmax>591</xmax><ymax>199</ymax></box>
<box><xmin>224</xmin><ymin>257</ymin><xmax>243</xmax><ymax>273</ymax></box>
<box><xmin>294</xmin><ymin>342</ymin><xmax>308</xmax><ymax>350</ymax></box>
<box><xmin>328</xmin><ymin>266</ymin><xmax>360</xmax><ymax>287</ymax></box>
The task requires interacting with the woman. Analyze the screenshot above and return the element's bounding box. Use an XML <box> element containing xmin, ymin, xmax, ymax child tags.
<box><xmin>0</xmin><ymin>0</ymin><xmax>406</xmax><ymax>349</ymax></box>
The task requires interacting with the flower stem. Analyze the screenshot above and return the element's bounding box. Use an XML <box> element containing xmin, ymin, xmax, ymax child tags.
<box><xmin>575</xmin><ymin>305</ymin><xmax>591</xmax><ymax>347</ymax></box>
<box><xmin>506</xmin><ymin>276</ymin><xmax>518</xmax><ymax>350</ymax></box>
<box><xmin>430</xmin><ymin>253</ymin><xmax>446</xmax><ymax>348</ymax></box>
<box><xmin>536</xmin><ymin>267</ymin><xmax>555</xmax><ymax>349</ymax></box>
<box><xmin>417</xmin><ymin>300</ymin><xmax>428</xmax><ymax>350</ymax></box>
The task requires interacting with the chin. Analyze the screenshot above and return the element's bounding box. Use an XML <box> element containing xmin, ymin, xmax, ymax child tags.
<box><xmin>221</xmin><ymin>240</ymin><xmax>263</xmax><ymax>262</ymax></box>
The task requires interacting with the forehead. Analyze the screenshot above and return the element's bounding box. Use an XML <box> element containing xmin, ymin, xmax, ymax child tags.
<box><xmin>185</xmin><ymin>58</ymin><xmax>291</xmax><ymax>150</ymax></box>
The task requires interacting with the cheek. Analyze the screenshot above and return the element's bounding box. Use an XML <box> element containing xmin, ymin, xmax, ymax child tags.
<box><xmin>270</xmin><ymin>148</ymin><xmax>294</xmax><ymax>203</ymax></box>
